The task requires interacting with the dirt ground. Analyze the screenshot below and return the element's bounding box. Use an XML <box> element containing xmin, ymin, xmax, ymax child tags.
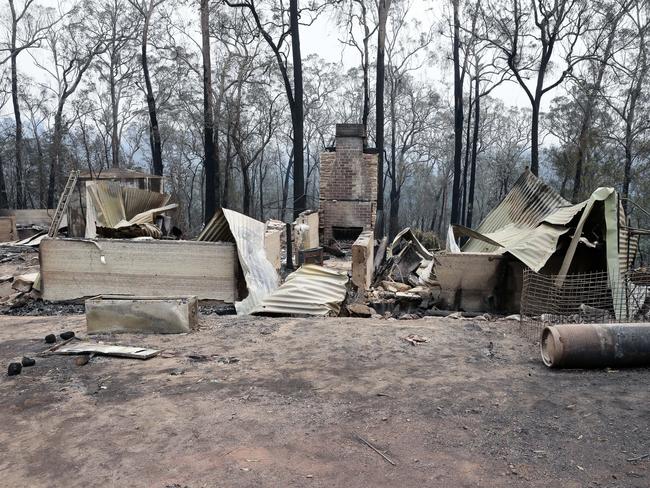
<box><xmin>0</xmin><ymin>313</ymin><xmax>648</xmax><ymax>488</ymax></box>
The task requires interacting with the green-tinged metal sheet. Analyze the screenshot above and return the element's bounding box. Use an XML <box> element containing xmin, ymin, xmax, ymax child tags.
<box><xmin>463</xmin><ymin>170</ymin><xmax>570</xmax><ymax>253</ymax></box>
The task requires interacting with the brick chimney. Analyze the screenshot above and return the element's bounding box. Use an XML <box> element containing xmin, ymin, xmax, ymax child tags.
<box><xmin>319</xmin><ymin>124</ymin><xmax>378</xmax><ymax>243</ymax></box>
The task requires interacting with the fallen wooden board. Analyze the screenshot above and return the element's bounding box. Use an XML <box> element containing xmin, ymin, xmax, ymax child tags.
<box><xmin>86</xmin><ymin>295</ymin><xmax>198</xmax><ymax>334</ymax></box>
<box><xmin>54</xmin><ymin>342</ymin><xmax>160</xmax><ymax>359</ymax></box>
<box><xmin>40</xmin><ymin>238</ymin><xmax>238</xmax><ymax>301</ymax></box>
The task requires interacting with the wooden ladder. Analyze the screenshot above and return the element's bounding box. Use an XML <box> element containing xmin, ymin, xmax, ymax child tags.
<box><xmin>48</xmin><ymin>170</ymin><xmax>79</xmax><ymax>238</ymax></box>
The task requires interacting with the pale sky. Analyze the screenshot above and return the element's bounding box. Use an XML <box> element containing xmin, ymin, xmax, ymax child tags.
<box><xmin>1</xmin><ymin>0</ymin><xmax>537</xmax><ymax>117</ymax></box>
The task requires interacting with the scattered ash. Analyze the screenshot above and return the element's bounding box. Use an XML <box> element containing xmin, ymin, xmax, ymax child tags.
<box><xmin>200</xmin><ymin>304</ymin><xmax>237</xmax><ymax>316</ymax></box>
<box><xmin>2</xmin><ymin>299</ymin><xmax>85</xmax><ymax>316</ymax></box>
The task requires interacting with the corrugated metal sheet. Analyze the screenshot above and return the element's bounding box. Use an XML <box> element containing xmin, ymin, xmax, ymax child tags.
<box><xmin>501</xmin><ymin>224</ymin><xmax>570</xmax><ymax>272</ymax></box>
<box><xmin>543</xmin><ymin>201</ymin><xmax>588</xmax><ymax>225</ymax></box>
<box><xmin>127</xmin><ymin>203</ymin><xmax>178</xmax><ymax>225</ymax></box>
<box><xmin>252</xmin><ymin>265</ymin><xmax>349</xmax><ymax>317</ymax></box>
<box><xmin>123</xmin><ymin>187</ymin><xmax>170</xmax><ymax>220</ymax></box>
<box><xmin>196</xmin><ymin>211</ymin><xmax>233</xmax><ymax>242</ymax></box>
<box><xmin>87</xmin><ymin>181</ymin><xmax>173</xmax><ymax>229</ymax></box>
<box><xmin>463</xmin><ymin>170</ymin><xmax>569</xmax><ymax>253</ymax></box>
<box><xmin>88</xmin><ymin>181</ymin><xmax>125</xmax><ymax>228</ymax></box>
<box><xmin>197</xmin><ymin>208</ymin><xmax>279</xmax><ymax>315</ymax></box>
<box><xmin>458</xmin><ymin>172</ymin><xmax>626</xmax><ymax>273</ymax></box>
<box><xmin>454</xmin><ymin>223</ymin><xmax>569</xmax><ymax>272</ymax></box>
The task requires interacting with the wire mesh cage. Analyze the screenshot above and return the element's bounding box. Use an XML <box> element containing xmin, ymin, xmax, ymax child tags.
<box><xmin>519</xmin><ymin>269</ymin><xmax>650</xmax><ymax>341</ymax></box>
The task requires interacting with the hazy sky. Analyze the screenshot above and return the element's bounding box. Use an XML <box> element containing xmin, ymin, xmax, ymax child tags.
<box><xmin>2</xmin><ymin>0</ymin><xmax>535</xmax><ymax>117</ymax></box>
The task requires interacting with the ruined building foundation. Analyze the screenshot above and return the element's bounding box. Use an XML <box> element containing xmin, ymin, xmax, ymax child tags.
<box><xmin>319</xmin><ymin>124</ymin><xmax>378</xmax><ymax>243</ymax></box>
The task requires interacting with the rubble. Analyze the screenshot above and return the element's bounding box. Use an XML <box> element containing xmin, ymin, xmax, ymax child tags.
<box><xmin>449</xmin><ymin>169</ymin><xmax>637</xmax><ymax>316</ymax></box>
<box><xmin>11</xmin><ymin>272</ymin><xmax>39</xmax><ymax>292</ymax></box>
<box><xmin>346</xmin><ymin>303</ymin><xmax>375</xmax><ymax>317</ymax></box>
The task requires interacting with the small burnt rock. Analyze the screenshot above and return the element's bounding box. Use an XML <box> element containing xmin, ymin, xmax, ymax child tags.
<box><xmin>21</xmin><ymin>357</ymin><xmax>35</xmax><ymax>367</ymax></box>
<box><xmin>7</xmin><ymin>362</ymin><xmax>22</xmax><ymax>376</ymax></box>
<box><xmin>45</xmin><ymin>334</ymin><xmax>56</xmax><ymax>344</ymax></box>
<box><xmin>60</xmin><ymin>331</ymin><xmax>75</xmax><ymax>340</ymax></box>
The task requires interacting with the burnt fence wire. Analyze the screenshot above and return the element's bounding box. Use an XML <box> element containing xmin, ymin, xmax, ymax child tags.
<box><xmin>519</xmin><ymin>269</ymin><xmax>650</xmax><ymax>341</ymax></box>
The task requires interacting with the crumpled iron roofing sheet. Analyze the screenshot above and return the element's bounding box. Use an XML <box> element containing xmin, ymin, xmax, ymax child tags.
<box><xmin>87</xmin><ymin>181</ymin><xmax>126</xmax><ymax>228</ymax></box>
<box><xmin>196</xmin><ymin>210</ymin><xmax>233</xmax><ymax>242</ymax></box>
<box><xmin>252</xmin><ymin>264</ymin><xmax>349</xmax><ymax>317</ymax></box>
<box><xmin>197</xmin><ymin>208</ymin><xmax>279</xmax><ymax>315</ymax></box>
<box><xmin>454</xmin><ymin>222</ymin><xmax>570</xmax><ymax>272</ymax></box>
<box><xmin>127</xmin><ymin>203</ymin><xmax>179</xmax><ymax>225</ymax></box>
<box><xmin>87</xmin><ymin>181</ymin><xmax>174</xmax><ymax>229</ymax></box>
<box><xmin>389</xmin><ymin>227</ymin><xmax>433</xmax><ymax>260</ymax></box>
<box><xmin>122</xmin><ymin>187</ymin><xmax>170</xmax><ymax>220</ymax></box>
<box><xmin>543</xmin><ymin>201</ymin><xmax>588</xmax><ymax>225</ymax></box>
<box><xmin>459</xmin><ymin>171</ymin><xmax>635</xmax><ymax>277</ymax></box>
<box><xmin>463</xmin><ymin>170</ymin><xmax>570</xmax><ymax>253</ymax></box>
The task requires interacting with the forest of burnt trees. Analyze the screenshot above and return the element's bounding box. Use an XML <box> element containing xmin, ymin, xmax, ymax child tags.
<box><xmin>1</xmin><ymin>0</ymin><xmax>650</xmax><ymax>241</ymax></box>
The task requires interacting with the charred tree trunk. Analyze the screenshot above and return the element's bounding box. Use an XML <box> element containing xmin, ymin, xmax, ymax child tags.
<box><xmin>281</xmin><ymin>155</ymin><xmax>293</xmax><ymax>223</ymax></box>
<box><xmin>142</xmin><ymin>0</ymin><xmax>163</xmax><ymax>179</ymax></box>
<box><xmin>530</xmin><ymin>100</ymin><xmax>541</xmax><ymax>176</ymax></box>
<box><xmin>242</xmin><ymin>162</ymin><xmax>251</xmax><ymax>215</ymax></box>
<box><xmin>290</xmin><ymin>0</ymin><xmax>305</xmax><ymax>219</ymax></box>
<box><xmin>223</xmin><ymin>120</ymin><xmax>232</xmax><ymax>208</ymax></box>
<box><xmin>461</xmin><ymin>77</ymin><xmax>473</xmax><ymax>226</ymax></box>
<box><xmin>450</xmin><ymin>0</ymin><xmax>463</xmax><ymax>225</ymax></box>
<box><xmin>0</xmin><ymin>152</ymin><xmax>8</xmax><ymax>209</ymax></box>
<box><xmin>620</xmin><ymin>31</ymin><xmax>647</xmax><ymax>215</ymax></box>
<box><xmin>31</xmin><ymin>119</ymin><xmax>45</xmax><ymax>207</ymax></box>
<box><xmin>259</xmin><ymin>155</ymin><xmax>265</xmax><ymax>221</ymax></box>
<box><xmin>11</xmin><ymin>50</ymin><xmax>24</xmax><ymax>208</ymax></box>
<box><xmin>437</xmin><ymin>175</ymin><xmax>448</xmax><ymax>236</ymax></box>
<box><xmin>375</xmin><ymin>0</ymin><xmax>391</xmax><ymax>236</ymax></box>
<box><xmin>388</xmin><ymin>86</ymin><xmax>399</xmax><ymax>240</ymax></box>
<box><xmin>466</xmin><ymin>76</ymin><xmax>480</xmax><ymax>230</ymax></box>
<box><xmin>360</xmin><ymin>0</ymin><xmax>370</xmax><ymax>134</ymax></box>
<box><xmin>201</xmin><ymin>0</ymin><xmax>219</xmax><ymax>223</ymax></box>
<box><xmin>47</xmin><ymin>108</ymin><xmax>64</xmax><ymax>208</ymax></box>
